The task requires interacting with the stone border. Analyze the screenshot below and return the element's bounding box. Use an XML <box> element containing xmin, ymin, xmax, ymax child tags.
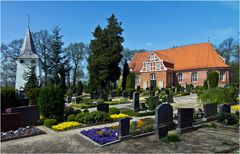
<box><xmin>131</xmin><ymin>131</ymin><xmax>155</xmax><ymax>138</ymax></box>
<box><xmin>1</xmin><ymin>130</ymin><xmax>46</xmax><ymax>142</ymax></box>
<box><xmin>79</xmin><ymin>132</ymin><xmax>120</xmax><ymax>147</ymax></box>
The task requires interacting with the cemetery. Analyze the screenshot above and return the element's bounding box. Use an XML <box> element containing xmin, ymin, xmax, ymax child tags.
<box><xmin>1</xmin><ymin>2</ymin><xmax>239</xmax><ymax>153</ymax></box>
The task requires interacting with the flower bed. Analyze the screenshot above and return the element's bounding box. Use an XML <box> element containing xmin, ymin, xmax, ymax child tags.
<box><xmin>110</xmin><ymin>113</ymin><xmax>128</xmax><ymax>120</ymax></box>
<box><xmin>51</xmin><ymin>122</ymin><xmax>81</xmax><ymax>131</ymax></box>
<box><xmin>81</xmin><ymin>127</ymin><xmax>119</xmax><ymax>145</ymax></box>
<box><xmin>1</xmin><ymin>126</ymin><xmax>45</xmax><ymax>141</ymax></box>
<box><xmin>231</xmin><ymin>105</ymin><xmax>240</xmax><ymax>112</ymax></box>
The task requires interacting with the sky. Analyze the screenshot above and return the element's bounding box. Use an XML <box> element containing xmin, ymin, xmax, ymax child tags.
<box><xmin>1</xmin><ymin>1</ymin><xmax>239</xmax><ymax>50</ymax></box>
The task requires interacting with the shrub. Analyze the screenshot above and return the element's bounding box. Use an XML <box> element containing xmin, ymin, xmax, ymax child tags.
<box><xmin>217</xmin><ymin>112</ymin><xmax>238</xmax><ymax>125</ymax></box>
<box><xmin>76</xmin><ymin>81</ymin><xmax>83</xmax><ymax>95</ymax></box>
<box><xmin>67</xmin><ymin>114</ymin><xmax>76</xmax><ymax>121</ymax></box>
<box><xmin>74</xmin><ymin>109</ymin><xmax>82</xmax><ymax>114</ymax></box>
<box><xmin>83</xmin><ymin>109</ymin><xmax>89</xmax><ymax>113</ymax></box>
<box><xmin>76</xmin><ymin>97</ymin><xmax>82</xmax><ymax>103</ymax></box>
<box><xmin>126</xmin><ymin>88</ymin><xmax>135</xmax><ymax>99</ymax></box>
<box><xmin>121</xmin><ymin>110</ymin><xmax>135</xmax><ymax>116</ymax></box>
<box><xmin>109</xmin><ymin>107</ymin><xmax>120</xmax><ymax>115</ymax></box>
<box><xmin>26</xmin><ymin>88</ymin><xmax>40</xmax><ymax>105</ymax></box>
<box><xmin>96</xmin><ymin>99</ymin><xmax>105</xmax><ymax>104</ymax></box>
<box><xmin>146</xmin><ymin>96</ymin><xmax>155</xmax><ymax>110</ymax></box>
<box><xmin>64</xmin><ymin>106</ymin><xmax>75</xmax><ymax>118</ymax></box>
<box><xmin>39</xmin><ymin>115</ymin><xmax>47</xmax><ymax>125</ymax></box>
<box><xmin>38</xmin><ymin>85</ymin><xmax>65</xmax><ymax>121</ymax></box>
<box><xmin>126</xmin><ymin>73</ymin><xmax>135</xmax><ymax>89</ymax></box>
<box><xmin>201</xmin><ymin>123</ymin><xmax>217</xmax><ymax>128</ymax></box>
<box><xmin>203</xmin><ymin>80</ymin><xmax>208</xmax><ymax>89</ymax></box>
<box><xmin>161</xmin><ymin>94</ymin><xmax>168</xmax><ymax>102</ymax></box>
<box><xmin>208</xmin><ymin>71</ymin><xmax>219</xmax><ymax>88</ymax></box>
<box><xmin>199</xmin><ymin>87</ymin><xmax>236</xmax><ymax>105</ymax></box>
<box><xmin>75</xmin><ymin>112</ymin><xmax>85</xmax><ymax>123</ymax></box>
<box><xmin>52</xmin><ymin>121</ymin><xmax>81</xmax><ymax>131</ymax></box>
<box><xmin>1</xmin><ymin>87</ymin><xmax>17</xmax><ymax>109</ymax></box>
<box><xmin>162</xmin><ymin>133</ymin><xmax>181</xmax><ymax>142</ymax></box>
<box><xmin>44</xmin><ymin>119</ymin><xmax>57</xmax><ymax>128</ymax></box>
<box><xmin>91</xmin><ymin>111</ymin><xmax>110</xmax><ymax>123</ymax></box>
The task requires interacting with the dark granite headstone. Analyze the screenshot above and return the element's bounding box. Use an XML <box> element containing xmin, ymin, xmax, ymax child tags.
<box><xmin>219</xmin><ymin>104</ymin><xmax>231</xmax><ymax>113</ymax></box>
<box><xmin>119</xmin><ymin>117</ymin><xmax>130</xmax><ymax>139</ymax></box>
<box><xmin>11</xmin><ymin>105</ymin><xmax>39</xmax><ymax>127</ymax></box>
<box><xmin>178</xmin><ymin>108</ymin><xmax>194</xmax><ymax>129</ymax></box>
<box><xmin>203</xmin><ymin>103</ymin><xmax>217</xmax><ymax>118</ymax></box>
<box><xmin>140</xmin><ymin>103</ymin><xmax>147</xmax><ymax>111</ymax></box>
<box><xmin>96</xmin><ymin>103</ymin><xmax>109</xmax><ymax>113</ymax></box>
<box><xmin>100</xmin><ymin>94</ymin><xmax>108</xmax><ymax>101</ymax></box>
<box><xmin>167</xmin><ymin>95</ymin><xmax>174</xmax><ymax>103</ymax></box>
<box><xmin>155</xmin><ymin>104</ymin><xmax>173</xmax><ymax>129</ymax></box>
<box><xmin>152</xmin><ymin>96</ymin><xmax>160</xmax><ymax>106</ymax></box>
<box><xmin>122</xmin><ymin>91</ymin><xmax>129</xmax><ymax>98</ymax></box>
<box><xmin>156</xmin><ymin>125</ymin><xmax>168</xmax><ymax>140</ymax></box>
<box><xmin>137</xmin><ymin>86</ymin><xmax>140</xmax><ymax>91</ymax></box>
<box><xmin>133</xmin><ymin>92</ymin><xmax>140</xmax><ymax>112</ymax></box>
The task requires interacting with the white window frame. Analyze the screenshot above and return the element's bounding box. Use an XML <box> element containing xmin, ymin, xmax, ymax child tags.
<box><xmin>191</xmin><ymin>72</ymin><xmax>198</xmax><ymax>82</ymax></box>
<box><xmin>177</xmin><ymin>73</ymin><xmax>183</xmax><ymax>83</ymax></box>
<box><xmin>150</xmin><ymin>73</ymin><xmax>156</xmax><ymax>80</ymax></box>
<box><xmin>220</xmin><ymin>71</ymin><xmax>225</xmax><ymax>81</ymax></box>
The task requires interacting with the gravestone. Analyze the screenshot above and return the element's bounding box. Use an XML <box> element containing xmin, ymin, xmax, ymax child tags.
<box><xmin>91</xmin><ymin>93</ymin><xmax>99</xmax><ymax>99</ymax></box>
<box><xmin>155</xmin><ymin>104</ymin><xmax>174</xmax><ymax>130</ymax></box>
<box><xmin>100</xmin><ymin>94</ymin><xmax>108</xmax><ymax>101</ymax></box>
<box><xmin>152</xmin><ymin>96</ymin><xmax>160</xmax><ymax>106</ymax></box>
<box><xmin>133</xmin><ymin>92</ymin><xmax>140</xmax><ymax>112</ymax></box>
<box><xmin>119</xmin><ymin>117</ymin><xmax>131</xmax><ymax>139</ymax></box>
<box><xmin>122</xmin><ymin>91</ymin><xmax>129</xmax><ymax>98</ymax></box>
<box><xmin>110</xmin><ymin>91</ymin><xmax>117</xmax><ymax>98</ymax></box>
<box><xmin>219</xmin><ymin>104</ymin><xmax>231</xmax><ymax>113</ymax></box>
<box><xmin>140</xmin><ymin>103</ymin><xmax>147</xmax><ymax>111</ymax></box>
<box><xmin>203</xmin><ymin>103</ymin><xmax>217</xmax><ymax>119</ymax></box>
<box><xmin>165</xmin><ymin>89</ymin><xmax>169</xmax><ymax>95</ymax></box>
<box><xmin>96</xmin><ymin>103</ymin><xmax>109</xmax><ymax>113</ymax></box>
<box><xmin>11</xmin><ymin>105</ymin><xmax>39</xmax><ymax>127</ymax></box>
<box><xmin>156</xmin><ymin>125</ymin><xmax>168</xmax><ymax>140</ymax></box>
<box><xmin>177</xmin><ymin>108</ymin><xmax>194</xmax><ymax>131</ymax></box>
<box><xmin>137</xmin><ymin>86</ymin><xmax>140</xmax><ymax>91</ymax></box>
<box><xmin>167</xmin><ymin>95</ymin><xmax>174</xmax><ymax>103</ymax></box>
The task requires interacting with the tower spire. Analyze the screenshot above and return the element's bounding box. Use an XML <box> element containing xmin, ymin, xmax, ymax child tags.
<box><xmin>28</xmin><ymin>14</ymin><xmax>30</xmax><ymax>28</ymax></box>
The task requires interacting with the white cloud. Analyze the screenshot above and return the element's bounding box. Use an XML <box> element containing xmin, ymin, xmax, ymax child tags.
<box><xmin>145</xmin><ymin>42</ymin><xmax>153</xmax><ymax>46</ymax></box>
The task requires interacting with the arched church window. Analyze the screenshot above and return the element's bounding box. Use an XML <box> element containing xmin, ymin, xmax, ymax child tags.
<box><xmin>20</xmin><ymin>60</ymin><xmax>24</xmax><ymax>63</ymax></box>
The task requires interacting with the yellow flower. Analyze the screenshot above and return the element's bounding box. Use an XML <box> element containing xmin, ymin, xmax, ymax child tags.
<box><xmin>110</xmin><ymin>114</ymin><xmax>128</xmax><ymax>120</ymax></box>
<box><xmin>136</xmin><ymin>119</ymin><xmax>144</xmax><ymax>128</ymax></box>
<box><xmin>231</xmin><ymin>105</ymin><xmax>240</xmax><ymax>111</ymax></box>
<box><xmin>51</xmin><ymin>121</ymin><xmax>81</xmax><ymax>131</ymax></box>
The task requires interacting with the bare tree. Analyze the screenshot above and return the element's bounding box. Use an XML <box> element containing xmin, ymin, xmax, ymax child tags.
<box><xmin>65</xmin><ymin>42</ymin><xmax>86</xmax><ymax>87</ymax></box>
<box><xmin>1</xmin><ymin>39</ymin><xmax>23</xmax><ymax>86</ymax></box>
<box><xmin>33</xmin><ymin>30</ymin><xmax>52</xmax><ymax>86</ymax></box>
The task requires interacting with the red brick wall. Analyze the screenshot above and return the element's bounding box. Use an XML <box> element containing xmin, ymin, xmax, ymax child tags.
<box><xmin>138</xmin><ymin>68</ymin><xmax>230</xmax><ymax>88</ymax></box>
<box><xmin>175</xmin><ymin>69</ymin><xmax>230</xmax><ymax>86</ymax></box>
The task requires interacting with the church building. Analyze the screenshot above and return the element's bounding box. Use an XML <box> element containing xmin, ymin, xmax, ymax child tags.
<box><xmin>128</xmin><ymin>42</ymin><xmax>230</xmax><ymax>89</ymax></box>
<box><xmin>15</xmin><ymin>27</ymin><xmax>40</xmax><ymax>90</ymax></box>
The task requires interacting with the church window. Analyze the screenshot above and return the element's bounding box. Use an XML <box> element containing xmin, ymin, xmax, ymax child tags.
<box><xmin>20</xmin><ymin>60</ymin><xmax>24</xmax><ymax>63</ymax></box>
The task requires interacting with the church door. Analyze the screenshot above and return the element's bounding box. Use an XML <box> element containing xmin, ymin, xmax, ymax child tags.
<box><xmin>150</xmin><ymin>73</ymin><xmax>156</xmax><ymax>90</ymax></box>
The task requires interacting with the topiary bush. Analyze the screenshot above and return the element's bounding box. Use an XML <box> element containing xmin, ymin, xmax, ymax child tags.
<box><xmin>26</xmin><ymin>88</ymin><xmax>40</xmax><ymax>105</ymax></box>
<box><xmin>67</xmin><ymin>114</ymin><xmax>76</xmax><ymax>121</ymax></box>
<box><xmin>76</xmin><ymin>80</ymin><xmax>83</xmax><ymax>95</ymax></box>
<box><xmin>83</xmin><ymin>109</ymin><xmax>89</xmax><ymax>113</ymax></box>
<box><xmin>146</xmin><ymin>96</ymin><xmax>155</xmax><ymax>110</ymax></box>
<box><xmin>1</xmin><ymin>87</ymin><xmax>17</xmax><ymax>109</ymax></box>
<box><xmin>203</xmin><ymin>80</ymin><xmax>208</xmax><ymax>89</ymax></box>
<box><xmin>108</xmin><ymin>107</ymin><xmax>120</xmax><ymax>115</ymax></box>
<box><xmin>44</xmin><ymin>119</ymin><xmax>57</xmax><ymax>128</ymax></box>
<box><xmin>38</xmin><ymin>85</ymin><xmax>65</xmax><ymax>121</ymax></box>
<box><xmin>208</xmin><ymin>71</ymin><xmax>219</xmax><ymax>88</ymax></box>
<box><xmin>217</xmin><ymin>112</ymin><xmax>238</xmax><ymax>125</ymax></box>
<box><xmin>126</xmin><ymin>73</ymin><xmax>135</xmax><ymax>89</ymax></box>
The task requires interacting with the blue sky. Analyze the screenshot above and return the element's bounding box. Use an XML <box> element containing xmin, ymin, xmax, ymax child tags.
<box><xmin>1</xmin><ymin>1</ymin><xmax>239</xmax><ymax>50</ymax></box>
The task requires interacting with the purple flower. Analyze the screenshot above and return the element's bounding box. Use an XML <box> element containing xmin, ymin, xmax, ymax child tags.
<box><xmin>80</xmin><ymin>127</ymin><xmax>119</xmax><ymax>145</ymax></box>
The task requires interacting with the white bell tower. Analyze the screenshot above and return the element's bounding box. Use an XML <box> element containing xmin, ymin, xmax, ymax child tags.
<box><xmin>15</xmin><ymin>26</ymin><xmax>40</xmax><ymax>90</ymax></box>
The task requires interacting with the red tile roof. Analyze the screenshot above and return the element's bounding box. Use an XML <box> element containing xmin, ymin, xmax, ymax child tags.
<box><xmin>129</xmin><ymin>42</ymin><xmax>229</xmax><ymax>72</ymax></box>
